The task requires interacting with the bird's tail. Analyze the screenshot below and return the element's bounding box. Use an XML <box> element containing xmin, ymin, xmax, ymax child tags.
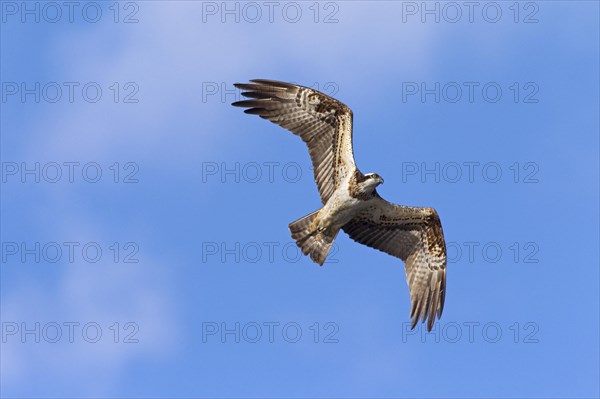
<box><xmin>289</xmin><ymin>210</ymin><xmax>338</xmax><ymax>266</ymax></box>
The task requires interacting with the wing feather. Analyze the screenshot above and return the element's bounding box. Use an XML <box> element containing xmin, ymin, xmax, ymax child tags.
<box><xmin>342</xmin><ymin>196</ymin><xmax>447</xmax><ymax>331</ymax></box>
<box><xmin>233</xmin><ymin>79</ymin><xmax>355</xmax><ymax>204</ymax></box>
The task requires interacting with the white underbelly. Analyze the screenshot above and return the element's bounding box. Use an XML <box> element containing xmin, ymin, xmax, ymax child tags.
<box><xmin>319</xmin><ymin>190</ymin><xmax>363</xmax><ymax>230</ymax></box>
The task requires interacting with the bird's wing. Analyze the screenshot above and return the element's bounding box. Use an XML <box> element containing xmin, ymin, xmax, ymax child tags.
<box><xmin>342</xmin><ymin>196</ymin><xmax>447</xmax><ymax>331</ymax></box>
<box><xmin>232</xmin><ymin>79</ymin><xmax>355</xmax><ymax>204</ymax></box>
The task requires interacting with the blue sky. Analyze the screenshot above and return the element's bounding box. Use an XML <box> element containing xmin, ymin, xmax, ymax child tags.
<box><xmin>1</xmin><ymin>1</ymin><xmax>599</xmax><ymax>398</ymax></box>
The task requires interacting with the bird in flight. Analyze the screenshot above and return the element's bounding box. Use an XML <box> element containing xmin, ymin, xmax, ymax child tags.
<box><xmin>232</xmin><ymin>79</ymin><xmax>447</xmax><ymax>331</ymax></box>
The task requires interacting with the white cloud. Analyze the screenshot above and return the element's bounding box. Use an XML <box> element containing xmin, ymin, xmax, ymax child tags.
<box><xmin>1</xmin><ymin>218</ymin><xmax>179</xmax><ymax>396</ymax></box>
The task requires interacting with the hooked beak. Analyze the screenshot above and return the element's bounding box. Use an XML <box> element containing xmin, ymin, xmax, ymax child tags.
<box><xmin>378</xmin><ymin>177</ymin><xmax>384</xmax><ymax>185</ymax></box>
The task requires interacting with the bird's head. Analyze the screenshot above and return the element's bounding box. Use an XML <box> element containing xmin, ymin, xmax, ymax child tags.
<box><xmin>362</xmin><ymin>173</ymin><xmax>384</xmax><ymax>192</ymax></box>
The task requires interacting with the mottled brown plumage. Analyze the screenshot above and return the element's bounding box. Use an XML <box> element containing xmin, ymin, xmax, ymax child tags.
<box><xmin>343</xmin><ymin>201</ymin><xmax>446</xmax><ymax>331</ymax></box>
<box><xmin>232</xmin><ymin>79</ymin><xmax>447</xmax><ymax>331</ymax></box>
<box><xmin>233</xmin><ymin>79</ymin><xmax>354</xmax><ymax>204</ymax></box>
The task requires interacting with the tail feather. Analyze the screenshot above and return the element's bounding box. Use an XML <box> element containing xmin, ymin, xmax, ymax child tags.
<box><xmin>289</xmin><ymin>210</ymin><xmax>337</xmax><ymax>266</ymax></box>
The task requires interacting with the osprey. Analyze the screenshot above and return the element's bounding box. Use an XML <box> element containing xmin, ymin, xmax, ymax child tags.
<box><xmin>233</xmin><ymin>79</ymin><xmax>447</xmax><ymax>331</ymax></box>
